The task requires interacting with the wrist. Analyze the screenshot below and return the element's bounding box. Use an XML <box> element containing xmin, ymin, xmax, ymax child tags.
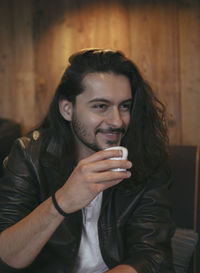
<box><xmin>51</xmin><ymin>192</ymin><xmax>69</xmax><ymax>217</ymax></box>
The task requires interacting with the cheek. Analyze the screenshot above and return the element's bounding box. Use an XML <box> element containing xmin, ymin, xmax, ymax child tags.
<box><xmin>76</xmin><ymin>111</ymin><xmax>104</xmax><ymax>134</ymax></box>
<box><xmin>123</xmin><ymin>113</ymin><xmax>131</xmax><ymax>128</ymax></box>
<box><xmin>74</xmin><ymin>104</ymin><xmax>105</xmax><ymax>129</ymax></box>
<box><xmin>86</xmin><ymin>112</ymin><xmax>105</xmax><ymax>127</ymax></box>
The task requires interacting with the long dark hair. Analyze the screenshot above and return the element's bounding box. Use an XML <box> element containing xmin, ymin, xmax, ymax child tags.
<box><xmin>40</xmin><ymin>49</ymin><xmax>169</xmax><ymax>185</ymax></box>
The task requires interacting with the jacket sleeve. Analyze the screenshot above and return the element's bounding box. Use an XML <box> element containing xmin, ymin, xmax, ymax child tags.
<box><xmin>0</xmin><ymin>137</ymin><xmax>40</xmax><ymax>233</ymax></box>
<box><xmin>123</xmin><ymin>177</ymin><xmax>175</xmax><ymax>273</ymax></box>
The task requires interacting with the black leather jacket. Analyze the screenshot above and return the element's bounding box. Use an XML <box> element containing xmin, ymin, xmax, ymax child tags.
<box><xmin>0</xmin><ymin>131</ymin><xmax>175</xmax><ymax>273</ymax></box>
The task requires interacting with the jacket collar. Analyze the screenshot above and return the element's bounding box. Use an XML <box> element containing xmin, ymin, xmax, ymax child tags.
<box><xmin>40</xmin><ymin>138</ymin><xmax>61</xmax><ymax>170</ymax></box>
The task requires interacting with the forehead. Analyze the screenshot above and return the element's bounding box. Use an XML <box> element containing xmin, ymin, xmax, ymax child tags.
<box><xmin>78</xmin><ymin>72</ymin><xmax>132</xmax><ymax>102</ymax></box>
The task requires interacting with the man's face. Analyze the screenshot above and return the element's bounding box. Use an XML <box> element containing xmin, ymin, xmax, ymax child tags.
<box><xmin>70</xmin><ymin>72</ymin><xmax>132</xmax><ymax>156</ymax></box>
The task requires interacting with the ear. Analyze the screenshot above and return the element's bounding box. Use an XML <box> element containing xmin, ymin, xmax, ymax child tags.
<box><xmin>59</xmin><ymin>99</ymin><xmax>73</xmax><ymax>121</ymax></box>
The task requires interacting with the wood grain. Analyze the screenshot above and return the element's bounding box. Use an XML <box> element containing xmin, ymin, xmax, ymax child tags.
<box><xmin>178</xmin><ymin>0</ymin><xmax>200</xmax><ymax>145</ymax></box>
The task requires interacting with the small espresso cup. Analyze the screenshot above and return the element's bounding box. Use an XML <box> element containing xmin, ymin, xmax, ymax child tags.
<box><xmin>105</xmin><ymin>146</ymin><xmax>128</xmax><ymax>171</ymax></box>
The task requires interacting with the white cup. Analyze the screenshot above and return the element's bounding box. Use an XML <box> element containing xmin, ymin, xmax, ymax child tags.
<box><xmin>105</xmin><ymin>146</ymin><xmax>128</xmax><ymax>171</ymax></box>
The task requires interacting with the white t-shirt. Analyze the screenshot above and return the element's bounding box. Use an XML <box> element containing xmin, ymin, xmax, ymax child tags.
<box><xmin>73</xmin><ymin>192</ymin><xmax>109</xmax><ymax>273</ymax></box>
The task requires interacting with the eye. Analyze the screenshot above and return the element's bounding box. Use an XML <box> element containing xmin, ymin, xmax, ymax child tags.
<box><xmin>120</xmin><ymin>103</ymin><xmax>132</xmax><ymax>112</ymax></box>
<box><xmin>93</xmin><ymin>104</ymin><xmax>108</xmax><ymax>111</ymax></box>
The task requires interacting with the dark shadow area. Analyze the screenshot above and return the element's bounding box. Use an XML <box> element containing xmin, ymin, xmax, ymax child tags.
<box><xmin>0</xmin><ymin>118</ymin><xmax>21</xmax><ymax>177</ymax></box>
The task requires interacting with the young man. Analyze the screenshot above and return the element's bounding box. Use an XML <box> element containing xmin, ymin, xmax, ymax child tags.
<box><xmin>0</xmin><ymin>49</ymin><xmax>175</xmax><ymax>273</ymax></box>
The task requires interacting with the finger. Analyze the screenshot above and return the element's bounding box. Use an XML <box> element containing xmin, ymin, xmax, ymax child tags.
<box><xmin>81</xmin><ymin>149</ymin><xmax>123</xmax><ymax>164</ymax></box>
<box><xmin>96</xmin><ymin>179</ymin><xmax>124</xmax><ymax>191</ymax></box>
<box><xmin>89</xmin><ymin>170</ymin><xmax>132</xmax><ymax>183</ymax></box>
<box><xmin>88</xmin><ymin>159</ymin><xmax>132</xmax><ymax>173</ymax></box>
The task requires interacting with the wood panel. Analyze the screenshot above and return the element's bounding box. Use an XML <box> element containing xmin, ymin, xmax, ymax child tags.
<box><xmin>0</xmin><ymin>0</ymin><xmax>36</xmax><ymax>132</ymax></box>
<box><xmin>0</xmin><ymin>0</ymin><xmax>15</xmax><ymax>120</ymax></box>
<box><xmin>0</xmin><ymin>0</ymin><xmax>199</xmax><ymax>145</ymax></box>
<box><xmin>129</xmin><ymin>0</ymin><xmax>181</xmax><ymax>144</ymax></box>
<box><xmin>13</xmin><ymin>0</ymin><xmax>36</xmax><ymax>132</ymax></box>
<box><xmin>179</xmin><ymin>0</ymin><xmax>200</xmax><ymax>145</ymax></box>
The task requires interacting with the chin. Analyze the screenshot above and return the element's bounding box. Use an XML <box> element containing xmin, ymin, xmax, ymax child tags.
<box><xmin>107</xmin><ymin>141</ymin><xmax>121</xmax><ymax>147</ymax></box>
<box><xmin>96</xmin><ymin>139</ymin><xmax>121</xmax><ymax>150</ymax></box>
<box><xmin>102</xmin><ymin>143</ymin><xmax>120</xmax><ymax>150</ymax></box>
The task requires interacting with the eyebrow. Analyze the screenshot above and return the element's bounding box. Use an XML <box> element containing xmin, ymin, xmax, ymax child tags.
<box><xmin>88</xmin><ymin>98</ymin><xmax>133</xmax><ymax>104</ymax></box>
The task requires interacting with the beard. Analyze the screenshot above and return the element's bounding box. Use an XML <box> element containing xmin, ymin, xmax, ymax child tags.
<box><xmin>71</xmin><ymin>113</ymin><xmax>127</xmax><ymax>152</ymax></box>
<box><xmin>71</xmin><ymin>114</ymin><xmax>102</xmax><ymax>152</ymax></box>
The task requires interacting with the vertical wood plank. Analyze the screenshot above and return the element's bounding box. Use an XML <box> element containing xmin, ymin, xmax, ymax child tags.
<box><xmin>179</xmin><ymin>0</ymin><xmax>200</xmax><ymax>145</ymax></box>
<box><xmin>32</xmin><ymin>0</ymin><xmax>57</xmax><ymax>124</ymax></box>
<box><xmin>0</xmin><ymin>0</ymin><xmax>15</xmax><ymax>120</ymax></box>
<box><xmin>12</xmin><ymin>0</ymin><xmax>36</xmax><ymax>132</ymax></box>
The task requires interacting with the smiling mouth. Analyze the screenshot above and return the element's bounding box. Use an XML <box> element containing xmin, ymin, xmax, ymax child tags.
<box><xmin>102</xmin><ymin>132</ymin><xmax>121</xmax><ymax>141</ymax></box>
<box><xmin>96</xmin><ymin>128</ymin><xmax>125</xmax><ymax>144</ymax></box>
<box><xmin>96</xmin><ymin>127</ymin><xmax>125</xmax><ymax>135</ymax></box>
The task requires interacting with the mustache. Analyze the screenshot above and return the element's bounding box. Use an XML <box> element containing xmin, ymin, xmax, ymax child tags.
<box><xmin>96</xmin><ymin>127</ymin><xmax>126</xmax><ymax>135</ymax></box>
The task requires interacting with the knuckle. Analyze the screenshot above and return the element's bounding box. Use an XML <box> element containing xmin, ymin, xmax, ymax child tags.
<box><xmin>85</xmin><ymin>173</ymin><xmax>93</xmax><ymax>183</ymax></box>
<box><xmin>82</xmin><ymin>172</ymin><xmax>95</xmax><ymax>185</ymax></box>
<box><xmin>77</xmin><ymin>159</ymin><xmax>84</xmax><ymax>167</ymax></box>
<box><xmin>110</xmin><ymin>171</ymin><xmax>125</xmax><ymax>179</ymax></box>
<box><xmin>78</xmin><ymin>162</ymin><xmax>87</xmax><ymax>174</ymax></box>
<box><xmin>111</xmin><ymin>159</ymin><xmax>130</xmax><ymax>169</ymax></box>
<box><xmin>95</xmin><ymin>184</ymin><xmax>104</xmax><ymax>194</ymax></box>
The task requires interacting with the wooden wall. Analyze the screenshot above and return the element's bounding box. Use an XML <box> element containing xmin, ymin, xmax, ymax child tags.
<box><xmin>0</xmin><ymin>0</ymin><xmax>199</xmax><ymax>145</ymax></box>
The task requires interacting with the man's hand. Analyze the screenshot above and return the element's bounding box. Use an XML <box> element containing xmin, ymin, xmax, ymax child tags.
<box><xmin>55</xmin><ymin>149</ymin><xmax>132</xmax><ymax>213</ymax></box>
<box><xmin>0</xmin><ymin>149</ymin><xmax>132</xmax><ymax>269</ymax></box>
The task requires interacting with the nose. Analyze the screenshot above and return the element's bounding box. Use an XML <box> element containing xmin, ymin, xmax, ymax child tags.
<box><xmin>106</xmin><ymin>108</ymin><xmax>123</xmax><ymax>128</ymax></box>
